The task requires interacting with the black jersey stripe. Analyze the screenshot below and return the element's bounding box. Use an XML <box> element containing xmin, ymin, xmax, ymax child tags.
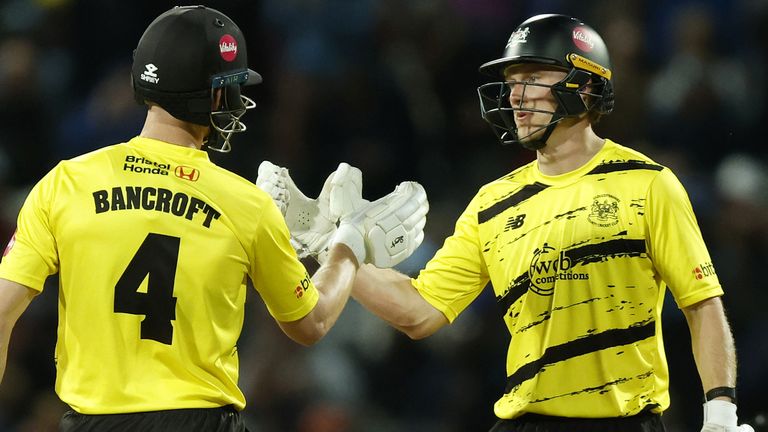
<box><xmin>564</xmin><ymin>239</ymin><xmax>647</xmax><ymax>264</ymax></box>
<box><xmin>530</xmin><ymin>370</ymin><xmax>656</xmax><ymax>403</ymax></box>
<box><xmin>478</xmin><ymin>182</ymin><xmax>549</xmax><ymax>224</ymax></box>
<box><xmin>497</xmin><ymin>273</ymin><xmax>531</xmax><ymax>313</ymax></box>
<box><xmin>496</xmin><ymin>239</ymin><xmax>647</xmax><ymax>316</ymax></box>
<box><xmin>587</xmin><ymin>160</ymin><xmax>663</xmax><ymax>175</ymax></box>
<box><xmin>503</xmin><ymin>321</ymin><xmax>656</xmax><ymax>393</ymax></box>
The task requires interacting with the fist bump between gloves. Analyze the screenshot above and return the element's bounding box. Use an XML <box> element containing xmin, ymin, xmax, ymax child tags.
<box><xmin>256</xmin><ymin>161</ymin><xmax>428</xmax><ymax>268</ymax></box>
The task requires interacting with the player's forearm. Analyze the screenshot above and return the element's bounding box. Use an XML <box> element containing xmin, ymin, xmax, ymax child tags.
<box><xmin>683</xmin><ymin>297</ymin><xmax>737</xmax><ymax>395</ymax></box>
<box><xmin>295</xmin><ymin>243</ymin><xmax>358</xmax><ymax>344</ymax></box>
<box><xmin>0</xmin><ymin>334</ymin><xmax>9</xmax><ymax>385</ymax></box>
<box><xmin>0</xmin><ymin>278</ymin><xmax>37</xmax><ymax>385</ymax></box>
<box><xmin>353</xmin><ymin>264</ymin><xmax>446</xmax><ymax>339</ymax></box>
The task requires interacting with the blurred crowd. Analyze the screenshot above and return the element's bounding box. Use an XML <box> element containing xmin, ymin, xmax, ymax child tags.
<box><xmin>1</xmin><ymin>0</ymin><xmax>767</xmax><ymax>431</ymax></box>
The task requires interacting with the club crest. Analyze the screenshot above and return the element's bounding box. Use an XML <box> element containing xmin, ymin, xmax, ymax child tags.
<box><xmin>588</xmin><ymin>194</ymin><xmax>620</xmax><ymax>227</ymax></box>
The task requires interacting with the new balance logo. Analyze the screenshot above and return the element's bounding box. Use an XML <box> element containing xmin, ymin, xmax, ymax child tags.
<box><xmin>140</xmin><ymin>63</ymin><xmax>159</xmax><ymax>84</ymax></box>
<box><xmin>504</xmin><ymin>214</ymin><xmax>526</xmax><ymax>231</ymax></box>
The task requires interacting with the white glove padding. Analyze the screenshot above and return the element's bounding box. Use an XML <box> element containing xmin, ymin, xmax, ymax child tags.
<box><xmin>332</xmin><ymin>181</ymin><xmax>428</xmax><ymax>268</ymax></box>
<box><xmin>701</xmin><ymin>400</ymin><xmax>754</xmax><ymax>432</ymax></box>
<box><xmin>329</xmin><ymin>162</ymin><xmax>368</xmax><ymax>220</ymax></box>
<box><xmin>256</xmin><ymin>161</ymin><xmax>289</xmax><ymax>215</ymax></box>
<box><xmin>256</xmin><ymin>161</ymin><xmax>364</xmax><ymax>262</ymax></box>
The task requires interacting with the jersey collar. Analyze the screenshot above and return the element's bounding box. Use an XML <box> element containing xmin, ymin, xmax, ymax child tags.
<box><xmin>128</xmin><ymin>136</ymin><xmax>211</xmax><ymax>162</ymax></box>
<box><xmin>532</xmin><ymin>139</ymin><xmax>615</xmax><ymax>186</ymax></box>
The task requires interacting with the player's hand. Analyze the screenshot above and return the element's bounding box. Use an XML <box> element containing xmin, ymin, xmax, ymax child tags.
<box><xmin>331</xmin><ymin>181</ymin><xmax>428</xmax><ymax>268</ymax></box>
<box><xmin>701</xmin><ymin>400</ymin><xmax>755</xmax><ymax>432</ymax></box>
<box><xmin>256</xmin><ymin>161</ymin><xmax>365</xmax><ymax>263</ymax></box>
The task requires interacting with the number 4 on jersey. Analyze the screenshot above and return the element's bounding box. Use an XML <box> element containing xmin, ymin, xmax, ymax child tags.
<box><xmin>114</xmin><ymin>233</ymin><xmax>179</xmax><ymax>344</ymax></box>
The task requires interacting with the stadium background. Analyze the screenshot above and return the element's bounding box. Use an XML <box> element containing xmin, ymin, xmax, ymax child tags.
<box><xmin>0</xmin><ymin>0</ymin><xmax>766</xmax><ymax>431</ymax></box>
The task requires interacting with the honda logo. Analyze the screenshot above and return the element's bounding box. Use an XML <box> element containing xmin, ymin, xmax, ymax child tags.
<box><xmin>174</xmin><ymin>166</ymin><xmax>200</xmax><ymax>181</ymax></box>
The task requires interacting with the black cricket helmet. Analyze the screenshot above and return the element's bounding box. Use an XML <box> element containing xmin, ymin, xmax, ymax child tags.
<box><xmin>477</xmin><ymin>14</ymin><xmax>614</xmax><ymax>150</ymax></box>
<box><xmin>132</xmin><ymin>5</ymin><xmax>262</xmax><ymax>152</ymax></box>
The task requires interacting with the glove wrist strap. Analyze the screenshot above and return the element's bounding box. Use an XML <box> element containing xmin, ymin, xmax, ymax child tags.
<box><xmin>332</xmin><ymin>224</ymin><xmax>366</xmax><ymax>266</ymax></box>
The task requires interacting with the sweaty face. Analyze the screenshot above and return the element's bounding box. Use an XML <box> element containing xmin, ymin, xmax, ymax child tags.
<box><xmin>504</xmin><ymin>65</ymin><xmax>568</xmax><ymax>141</ymax></box>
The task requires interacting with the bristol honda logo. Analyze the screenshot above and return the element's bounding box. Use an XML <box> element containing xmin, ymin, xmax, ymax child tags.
<box><xmin>174</xmin><ymin>165</ymin><xmax>200</xmax><ymax>181</ymax></box>
<box><xmin>528</xmin><ymin>243</ymin><xmax>588</xmax><ymax>296</ymax></box>
<box><xmin>140</xmin><ymin>63</ymin><xmax>159</xmax><ymax>84</ymax></box>
<box><xmin>219</xmin><ymin>34</ymin><xmax>238</xmax><ymax>62</ymax></box>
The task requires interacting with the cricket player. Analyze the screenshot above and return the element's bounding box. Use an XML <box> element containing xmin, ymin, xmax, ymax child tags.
<box><xmin>257</xmin><ymin>14</ymin><xmax>753</xmax><ymax>432</ymax></box>
<box><xmin>0</xmin><ymin>5</ymin><xmax>427</xmax><ymax>431</ymax></box>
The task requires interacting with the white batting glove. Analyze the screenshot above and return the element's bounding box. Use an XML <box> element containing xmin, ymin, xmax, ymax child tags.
<box><xmin>701</xmin><ymin>400</ymin><xmax>754</xmax><ymax>432</ymax></box>
<box><xmin>331</xmin><ymin>181</ymin><xmax>428</xmax><ymax>268</ymax></box>
<box><xmin>256</xmin><ymin>161</ymin><xmax>365</xmax><ymax>263</ymax></box>
<box><xmin>329</xmin><ymin>162</ymin><xmax>368</xmax><ymax>221</ymax></box>
<box><xmin>256</xmin><ymin>161</ymin><xmax>290</xmax><ymax>215</ymax></box>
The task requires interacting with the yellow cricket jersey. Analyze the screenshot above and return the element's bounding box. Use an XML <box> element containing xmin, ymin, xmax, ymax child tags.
<box><xmin>413</xmin><ymin>139</ymin><xmax>723</xmax><ymax>419</ymax></box>
<box><xmin>0</xmin><ymin>137</ymin><xmax>319</xmax><ymax>414</ymax></box>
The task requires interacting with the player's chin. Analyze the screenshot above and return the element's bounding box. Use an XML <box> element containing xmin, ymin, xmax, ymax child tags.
<box><xmin>518</xmin><ymin>125</ymin><xmax>547</xmax><ymax>139</ymax></box>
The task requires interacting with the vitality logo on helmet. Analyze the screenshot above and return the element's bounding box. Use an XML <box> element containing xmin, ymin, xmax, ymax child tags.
<box><xmin>572</xmin><ymin>27</ymin><xmax>596</xmax><ymax>51</ymax></box>
<box><xmin>219</xmin><ymin>35</ymin><xmax>237</xmax><ymax>62</ymax></box>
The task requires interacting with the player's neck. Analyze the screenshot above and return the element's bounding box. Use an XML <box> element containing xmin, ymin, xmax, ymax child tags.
<box><xmin>139</xmin><ymin>106</ymin><xmax>209</xmax><ymax>150</ymax></box>
<box><xmin>535</xmin><ymin>121</ymin><xmax>604</xmax><ymax>176</ymax></box>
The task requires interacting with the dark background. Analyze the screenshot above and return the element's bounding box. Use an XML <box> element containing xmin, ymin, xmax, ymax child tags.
<box><xmin>0</xmin><ymin>0</ymin><xmax>766</xmax><ymax>431</ymax></box>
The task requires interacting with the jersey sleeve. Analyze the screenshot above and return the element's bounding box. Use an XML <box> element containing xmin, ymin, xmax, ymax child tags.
<box><xmin>249</xmin><ymin>197</ymin><xmax>319</xmax><ymax>322</ymax></box>
<box><xmin>412</xmin><ymin>197</ymin><xmax>490</xmax><ymax>323</ymax></box>
<box><xmin>645</xmin><ymin>168</ymin><xmax>723</xmax><ymax>308</ymax></box>
<box><xmin>0</xmin><ymin>167</ymin><xmax>60</xmax><ymax>291</ymax></box>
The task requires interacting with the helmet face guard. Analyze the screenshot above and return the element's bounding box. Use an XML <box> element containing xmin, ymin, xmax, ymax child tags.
<box><xmin>207</xmin><ymin>69</ymin><xmax>257</xmax><ymax>153</ymax></box>
<box><xmin>476</xmin><ymin>14</ymin><xmax>614</xmax><ymax>150</ymax></box>
<box><xmin>477</xmin><ymin>67</ymin><xmax>606</xmax><ymax>150</ymax></box>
